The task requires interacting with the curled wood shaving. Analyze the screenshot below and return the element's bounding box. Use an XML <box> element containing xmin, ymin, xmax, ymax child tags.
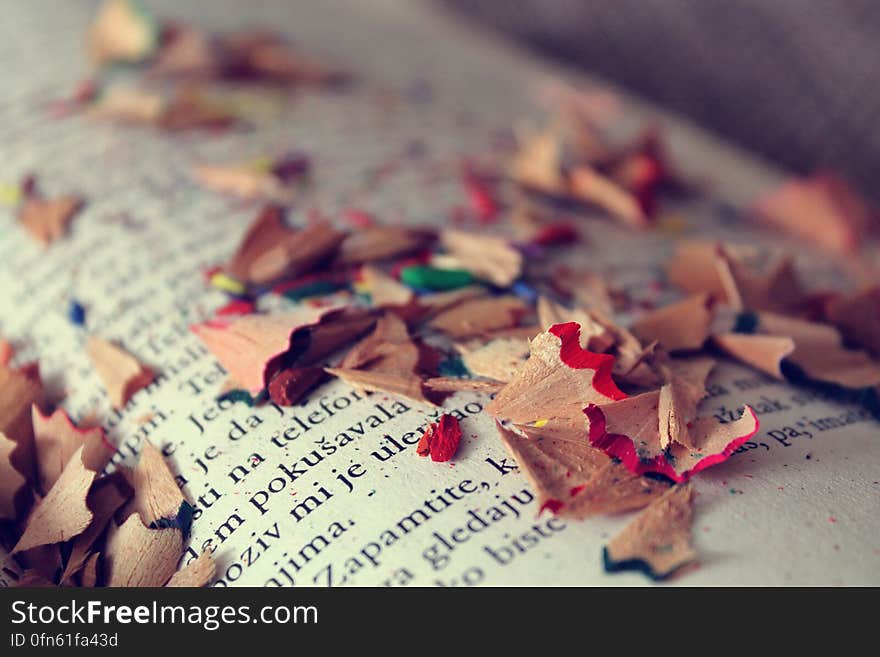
<box><xmin>587</xmin><ymin>394</ymin><xmax>759</xmax><ymax>482</ymax></box>
<box><xmin>32</xmin><ymin>406</ymin><xmax>113</xmax><ymax>494</ymax></box>
<box><xmin>508</xmin><ymin>129</ymin><xmax>566</xmax><ymax>195</ymax></box>
<box><xmin>0</xmin><ymin>365</ymin><xmax>41</xmax><ymax>514</ymax></box>
<box><xmin>428</xmin><ymin>295</ymin><xmax>529</xmax><ymax>339</ymax></box>
<box><xmin>666</xmin><ymin>240</ymin><xmax>806</xmax><ymax>314</ymax></box>
<box><xmin>0</xmin><ymin>431</ymin><xmax>28</xmax><ymax>521</ymax></box>
<box><xmin>536</xmin><ymin>296</ymin><xmax>655</xmax><ymax>385</ymax></box>
<box><xmin>603</xmin><ymin>484</ymin><xmax>696</xmax><ymax>580</ymax></box>
<box><xmin>496</xmin><ymin>422</ymin><xmax>668</xmax><ymax>518</ymax></box>
<box><xmin>569</xmin><ymin>164</ymin><xmax>647</xmax><ymax>227</ymax></box>
<box><xmin>13</xmin><ymin>446</ymin><xmax>96</xmax><ymax>554</ymax></box>
<box><xmin>717</xmin><ymin>312</ymin><xmax>880</xmax><ymax>391</ymax></box>
<box><xmin>62</xmin><ymin>473</ymin><xmax>131</xmax><ymax>584</ymax></box>
<box><xmin>128</xmin><ymin>441</ymin><xmax>185</xmax><ymax>526</ymax></box>
<box><xmin>666</xmin><ymin>240</ymin><xmax>738</xmax><ymax>306</ymax></box>
<box><xmin>226</xmin><ymin>205</ymin><xmax>344</xmax><ymax>285</ymax></box>
<box><xmin>324</xmin><ymin>313</ymin><xmax>434</xmax><ymax>403</ymax></box>
<box><xmin>338</xmin><ymin>313</ymin><xmax>419</xmax><ymax>373</ymax></box>
<box><xmin>487</xmin><ymin>322</ymin><xmax>625</xmax><ymax>441</ymax></box>
<box><xmin>191</xmin><ymin>305</ymin><xmax>335</xmax><ymax>392</ymax></box>
<box><xmin>457</xmin><ymin>336</ymin><xmax>530</xmax><ymax>383</ymax></box>
<box><xmin>658</xmin><ymin>357</ymin><xmax>716</xmax><ymax>449</ymax></box>
<box><xmin>337</xmin><ymin>227</ymin><xmax>432</xmax><ymax>265</ymax></box>
<box><xmin>325</xmin><ymin>368</ymin><xmax>432</xmax><ymax>405</ymax></box>
<box><xmin>193</xmin><ymin>164</ymin><xmax>293</xmax><ymax>203</ymax></box>
<box><xmin>537</xmin><ymin>297</ymin><xmax>613</xmax><ymax>350</ymax></box>
<box><xmin>712</xmin><ymin>333</ymin><xmax>794</xmax><ymax>379</ymax></box>
<box><xmin>724</xmin><ymin>255</ymin><xmax>805</xmax><ymax>314</ymax></box>
<box><xmin>104</xmin><ymin>514</ymin><xmax>182</xmax><ymax>587</ymax></box>
<box><xmin>631</xmin><ymin>293</ymin><xmax>713</xmax><ymax>352</ymax></box>
<box><xmin>87</xmin><ymin>336</ymin><xmax>155</xmax><ymax>409</ymax></box>
<box><xmin>440</xmin><ymin>230</ymin><xmax>523</xmax><ymax>287</ymax></box>
<box><xmin>554</xmin><ymin>268</ymin><xmax>620</xmax><ymax>317</ymax></box>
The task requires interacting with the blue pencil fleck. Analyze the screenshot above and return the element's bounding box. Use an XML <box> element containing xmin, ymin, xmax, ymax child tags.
<box><xmin>68</xmin><ymin>299</ymin><xmax>86</xmax><ymax>326</ymax></box>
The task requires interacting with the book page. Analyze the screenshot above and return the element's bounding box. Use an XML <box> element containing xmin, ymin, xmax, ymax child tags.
<box><xmin>0</xmin><ymin>0</ymin><xmax>877</xmax><ymax>586</ymax></box>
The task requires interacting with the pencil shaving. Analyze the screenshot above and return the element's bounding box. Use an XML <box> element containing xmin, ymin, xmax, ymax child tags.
<box><xmin>32</xmin><ymin>406</ymin><xmax>112</xmax><ymax>494</ymax></box>
<box><xmin>338</xmin><ymin>227</ymin><xmax>432</xmax><ymax>265</ymax></box>
<box><xmin>104</xmin><ymin>514</ymin><xmax>182</xmax><ymax>587</ymax></box>
<box><xmin>87</xmin><ymin>336</ymin><xmax>154</xmax><ymax>409</ymax></box>
<box><xmin>603</xmin><ymin>484</ymin><xmax>696</xmax><ymax>580</ymax></box>
<box><xmin>487</xmin><ymin>322</ymin><xmax>625</xmax><ymax>441</ymax></box>
<box><xmin>496</xmin><ymin>422</ymin><xmax>667</xmax><ymax>518</ymax></box>
<box><xmin>128</xmin><ymin>441</ymin><xmax>185</xmax><ymax>526</ymax></box>
<box><xmin>440</xmin><ymin>230</ymin><xmax>523</xmax><ymax>287</ymax></box>
<box><xmin>458</xmin><ymin>336</ymin><xmax>530</xmax><ymax>382</ymax></box>
<box><xmin>13</xmin><ymin>446</ymin><xmax>96</xmax><ymax>554</ymax></box>
<box><xmin>428</xmin><ymin>295</ymin><xmax>529</xmax><ymax>338</ymax></box>
<box><xmin>631</xmin><ymin>293</ymin><xmax>713</xmax><ymax>352</ymax></box>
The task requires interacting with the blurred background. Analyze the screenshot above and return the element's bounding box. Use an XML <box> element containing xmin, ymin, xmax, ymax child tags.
<box><xmin>442</xmin><ymin>0</ymin><xmax>880</xmax><ymax>201</ymax></box>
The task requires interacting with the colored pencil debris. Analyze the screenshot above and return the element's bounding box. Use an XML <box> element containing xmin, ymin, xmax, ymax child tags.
<box><xmin>69</xmin><ymin>0</ymin><xmax>348</xmax><ymax>132</ymax></box>
<box><xmin>508</xmin><ymin>115</ymin><xmax>677</xmax><ymax>227</ymax></box>
<box><xmin>0</xmin><ymin>365</ymin><xmax>211</xmax><ymax>585</ymax></box>
<box><xmin>90</xmin><ymin>0</ymin><xmax>345</xmax><ymax>86</ymax></box>
<box><xmin>16</xmin><ymin>176</ymin><xmax>85</xmax><ymax>246</ymax></box>
<box><xmin>3</xmin><ymin>0</ymin><xmax>879</xmax><ymax>589</ymax></box>
<box><xmin>665</xmin><ymin>239</ymin><xmax>880</xmax><ymax>417</ymax></box>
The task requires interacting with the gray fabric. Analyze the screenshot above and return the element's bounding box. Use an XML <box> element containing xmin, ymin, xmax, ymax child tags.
<box><xmin>441</xmin><ymin>0</ymin><xmax>880</xmax><ymax>200</ymax></box>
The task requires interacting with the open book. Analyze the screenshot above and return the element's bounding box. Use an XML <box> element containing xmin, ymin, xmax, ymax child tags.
<box><xmin>1</xmin><ymin>0</ymin><xmax>877</xmax><ymax>587</ymax></box>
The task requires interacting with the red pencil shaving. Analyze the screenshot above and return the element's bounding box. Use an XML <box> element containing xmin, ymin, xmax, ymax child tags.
<box><xmin>416</xmin><ymin>414</ymin><xmax>463</xmax><ymax>462</ymax></box>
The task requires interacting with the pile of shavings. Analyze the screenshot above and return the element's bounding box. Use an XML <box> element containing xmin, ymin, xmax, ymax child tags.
<box><xmin>7</xmin><ymin>4</ymin><xmax>879</xmax><ymax>586</ymax></box>
<box><xmin>0</xmin><ymin>332</ymin><xmax>212</xmax><ymax>587</ymax></box>
<box><xmin>51</xmin><ymin>0</ymin><xmax>348</xmax><ymax>132</ymax></box>
<box><xmin>181</xmin><ymin>180</ymin><xmax>879</xmax><ymax>582</ymax></box>
<box><xmin>667</xmin><ymin>240</ymin><xmax>880</xmax><ymax>418</ymax></box>
<box><xmin>89</xmin><ymin>0</ymin><xmax>346</xmax><ymax>86</ymax></box>
<box><xmin>506</xmin><ymin>103</ymin><xmax>684</xmax><ymax>228</ymax></box>
<box><xmin>174</xmin><ymin>195</ymin><xmax>768</xmax><ymax>582</ymax></box>
<box><xmin>0</xmin><ymin>348</ymin><xmax>213</xmax><ymax>586</ymax></box>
